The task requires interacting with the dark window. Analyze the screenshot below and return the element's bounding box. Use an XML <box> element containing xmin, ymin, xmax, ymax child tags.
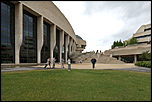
<box><xmin>63</xmin><ymin>34</ymin><xmax>66</xmax><ymax>60</ymax></box>
<box><xmin>81</xmin><ymin>45</ymin><xmax>84</xmax><ymax>48</ymax></box>
<box><xmin>20</xmin><ymin>10</ymin><xmax>37</xmax><ymax>63</ymax></box>
<box><xmin>135</xmin><ymin>34</ymin><xmax>151</xmax><ymax>39</ymax></box>
<box><xmin>144</xmin><ymin>28</ymin><xmax>151</xmax><ymax>32</ymax></box>
<box><xmin>41</xmin><ymin>22</ymin><xmax>50</xmax><ymax>63</ymax></box>
<box><xmin>53</xmin><ymin>29</ymin><xmax>60</xmax><ymax>62</ymax></box>
<box><xmin>1</xmin><ymin>1</ymin><xmax>15</xmax><ymax>63</ymax></box>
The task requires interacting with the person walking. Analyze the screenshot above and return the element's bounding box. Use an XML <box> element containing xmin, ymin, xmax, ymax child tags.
<box><xmin>61</xmin><ymin>58</ymin><xmax>65</xmax><ymax>68</ymax></box>
<box><xmin>52</xmin><ymin>57</ymin><xmax>56</xmax><ymax>69</ymax></box>
<box><xmin>79</xmin><ymin>59</ymin><xmax>82</xmax><ymax>64</ymax></box>
<box><xmin>91</xmin><ymin>58</ymin><xmax>97</xmax><ymax>69</ymax></box>
<box><xmin>67</xmin><ymin>58</ymin><xmax>71</xmax><ymax>71</ymax></box>
<box><xmin>44</xmin><ymin>58</ymin><xmax>50</xmax><ymax>68</ymax></box>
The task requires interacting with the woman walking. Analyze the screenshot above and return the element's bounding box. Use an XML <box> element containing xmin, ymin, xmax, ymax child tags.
<box><xmin>67</xmin><ymin>58</ymin><xmax>71</xmax><ymax>71</ymax></box>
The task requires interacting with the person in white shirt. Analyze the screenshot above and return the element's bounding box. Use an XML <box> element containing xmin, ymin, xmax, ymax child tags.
<box><xmin>67</xmin><ymin>58</ymin><xmax>71</xmax><ymax>71</ymax></box>
<box><xmin>52</xmin><ymin>57</ymin><xmax>56</xmax><ymax>69</ymax></box>
<box><xmin>44</xmin><ymin>58</ymin><xmax>50</xmax><ymax>68</ymax></box>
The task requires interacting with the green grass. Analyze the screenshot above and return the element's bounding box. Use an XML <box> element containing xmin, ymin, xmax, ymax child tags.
<box><xmin>1</xmin><ymin>69</ymin><xmax>151</xmax><ymax>101</ymax></box>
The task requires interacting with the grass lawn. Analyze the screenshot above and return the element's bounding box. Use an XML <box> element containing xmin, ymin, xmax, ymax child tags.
<box><xmin>1</xmin><ymin>69</ymin><xmax>151</xmax><ymax>101</ymax></box>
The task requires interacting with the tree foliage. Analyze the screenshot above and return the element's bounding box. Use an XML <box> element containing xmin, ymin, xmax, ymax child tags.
<box><xmin>111</xmin><ymin>39</ymin><xmax>123</xmax><ymax>49</ymax></box>
<box><xmin>112</xmin><ymin>37</ymin><xmax>138</xmax><ymax>48</ymax></box>
<box><xmin>139</xmin><ymin>51</ymin><xmax>151</xmax><ymax>61</ymax></box>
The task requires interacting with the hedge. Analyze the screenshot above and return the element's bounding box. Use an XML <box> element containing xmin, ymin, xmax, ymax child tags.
<box><xmin>135</xmin><ymin>61</ymin><xmax>151</xmax><ymax>68</ymax></box>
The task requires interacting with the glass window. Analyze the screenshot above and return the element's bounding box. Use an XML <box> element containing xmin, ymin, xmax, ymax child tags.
<box><xmin>20</xmin><ymin>10</ymin><xmax>37</xmax><ymax>63</ymax></box>
<box><xmin>41</xmin><ymin>22</ymin><xmax>50</xmax><ymax>63</ymax></box>
<box><xmin>1</xmin><ymin>1</ymin><xmax>15</xmax><ymax>63</ymax></box>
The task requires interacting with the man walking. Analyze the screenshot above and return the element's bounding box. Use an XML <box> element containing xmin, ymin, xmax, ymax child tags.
<box><xmin>44</xmin><ymin>58</ymin><xmax>50</xmax><ymax>68</ymax></box>
<box><xmin>91</xmin><ymin>58</ymin><xmax>97</xmax><ymax>69</ymax></box>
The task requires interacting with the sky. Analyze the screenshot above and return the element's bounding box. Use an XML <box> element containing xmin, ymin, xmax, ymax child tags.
<box><xmin>52</xmin><ymin>1</ymin><xmax>151</xmax><ymax>53</ymax></box>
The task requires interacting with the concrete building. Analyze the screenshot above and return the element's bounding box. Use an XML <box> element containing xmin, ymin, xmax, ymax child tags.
<box><xmin>104</xmin><ymin>23</ymin><xmax>151</xmax><ymax>63</ymax></box>
<box><xmin>1</xmin><ymin>1</ymin><xmax>86</xmax><ymax>66</ymax></box>
<box><xmin>76</xmin><ymin>35</ymin><xmax>86</xmax><ymax>53</ymax></box>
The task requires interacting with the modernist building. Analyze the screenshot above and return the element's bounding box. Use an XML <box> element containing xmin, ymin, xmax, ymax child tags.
<box><xmin>133</xmin><ymin>23</ymin><xmax>151</xmax><ymax>44</ymax></box>
<box><xmin>1</xmin><ymin>1</ymin><xmax>86</xmax><ymax>65</ymax></box>
<box><xmin>104</xmin><ymin>23</ymin><xmax>151</xmax><ymax>63</ymax></box>
<box><xmin>76</xmin><ymin>35</ymin><xmax>86</xmax><ymax>53</ymax></box>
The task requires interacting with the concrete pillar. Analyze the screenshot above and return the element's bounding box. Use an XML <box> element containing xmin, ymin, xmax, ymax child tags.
<box><xmin>65</xmin><ymin>35</ymin><xmax>69</xmax><ymax>63</ymax></box>
<box><xmin>72</xmin><ymin>40</ymin><xmax>75</xmax><ymax>52</ymax></box>
<box><xmin>59</xmin><ymin>30</ymin><xmax>64</xmax><ymax>63</ymax></box>
<box><xmin>69</xmin><ymin>38</ymin><xmax>73</xmax><ymax>56</ymax></box>
<box><xmin>134</xmin><ymin>55</ymin><xmax>137</xmax><ymax>63</ymax></box>
<box><xmin>15</xmin><ymin>2</ymin><xmax>23</xmax><ymax>64</ymax></box>
<box><xmin>37</xmin><ymin>16</ymin><xmax>43</xmax><ymax>63</ymax></box>
<box><xmin>73</xmin><ymin>42</ymin><xmax>75</xmax><ymax>52</ymax></box>
<box><xmin>118</xmin><ymin>56</ymin><xmax>121</xmax><ymax>61</ymax></box>
<box><xmin>50</xmin><ymin>24</ymin><xmax>56</xmax><ymax>63</ymax></box>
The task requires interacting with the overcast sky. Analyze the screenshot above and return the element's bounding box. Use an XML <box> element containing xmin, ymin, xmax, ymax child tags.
<box><xmin>52</xmin><ymin>1</ymin><xmax>151</xmax><ymax>52</ymax></box>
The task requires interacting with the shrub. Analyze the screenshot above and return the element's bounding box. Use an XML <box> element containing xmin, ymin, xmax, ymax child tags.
<box><xmin>135</xmin><ymin>61</ymin><xmax>151</xmax><ymax>68</ymax></box>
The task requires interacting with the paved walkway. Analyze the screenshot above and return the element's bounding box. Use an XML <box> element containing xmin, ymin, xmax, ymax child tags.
<box><xmin>1</xmin><ymin>63</ymin><xmax>151</xmax><ymax>73</ymax></box>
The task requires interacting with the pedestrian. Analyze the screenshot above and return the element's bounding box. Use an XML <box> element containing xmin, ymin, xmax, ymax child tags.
<box><xmin>44</xmin><ymin>58</ymin><xmax>50</xmax><ymax>68</ymax></box>
<box><xmin>67</xmin><ymin>58</ymin><xmax>71</xmax><ymax>71</ymax></box>
<box><xmin>96</xmin><ymin>50</ymin><xmax>98</xmax><ymax>54</ymax></box>
<box><xmin>100</xmin><ymin>50</ymin><xmax>101</xmax><ymax>53</ymax></box>
<box><xmin>91</xmin><ymin>58</ymin><xmax>97</xmax><ymax>69</ymax></box>
<box><xmin>61</xmin><ymin>58</ymin><xmax>65</xmax><ymax>68</ymax></box>
<box><xmin>52</xmin><ymin>57</ymin><xmax>56</xmax><ymax>69</ymax></box>
<box><xmin>79</xmin><ymin>59</ymin><xmax>82</xmax><ymax>64</ymax></box>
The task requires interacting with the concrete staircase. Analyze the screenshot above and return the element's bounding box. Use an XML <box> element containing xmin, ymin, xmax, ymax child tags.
<box><xmin>71</xmin><ymin>51</ymin><xmax>125</xmax><ymax>64</ymax></box>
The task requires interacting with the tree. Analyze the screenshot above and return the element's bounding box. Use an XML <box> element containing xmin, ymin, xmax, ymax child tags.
<box><xmin>128</xmin><ymin>37</ymin><xmax>138</xmax><ymax>45</ymax></box>
<box><xmin>139</xmin><ymin>51</ymin><xmax>151</xmax><ymax>61</ymax></box>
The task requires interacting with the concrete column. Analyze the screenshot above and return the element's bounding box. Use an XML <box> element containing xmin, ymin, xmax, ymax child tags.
<box><xmin>118</xmin><ymin>56</ymin><xmax>121</xmax><ymax>61</ymax></box>
<box><xmin>37</xmin><ymin>16</ymin><xmax>43</xmax><ymax>63</ymax></box>
<box><xmin>59</xmin><ymin>30</ymin><xmax>64</xmax><ymax>63</ymax></box>
<box><xmin>50</xmin><ymin>24</ymin><xmax>56</xmax><ymax>63</ymax></box>
<box><xmin>69</xmin><ymin>38</ymin><xmax>73</xmax><ymax>56</ymax></box>
<box><xmin>72</xmin><ymin>40</ymin><xmax>75</xmax><ymax>52</ymax></box>
<box><xmin>15</xmin><ymin>2</ymin><xmax>23</xmax><ymax>64</ymax></box>
<box><xmin>134</xmin><ymin>55</ymin><xmax>137</xmax><ymax>63</ymax></box>
<box><xmin>73</xmin><ymin>42</ymin><xmax>76</xmax><ymax>52</ymax></box>
<box><xmin>65</xmin><ymin>35</ymin><xmax>69</xmax><ymax>63</ymax></box>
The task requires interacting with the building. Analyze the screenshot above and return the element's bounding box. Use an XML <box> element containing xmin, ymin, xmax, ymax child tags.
<box><xmin>1</xmin><ymin>1</ymin><xmax>86</xmax><ymax>65</ymax></box>
<box><xmin>76</xmin><ymin>35</ymin><xmax>86</xmax><ymax>53</ymax></box>
<box><xmin>133</xmin><ymin>23</ymin><xmax>151</xmax><ymax>44</ymax></box>
<box><xmin>104</xmin><ymin>23</ymin><xmax>151</xmax><ymax>63</ymax></box>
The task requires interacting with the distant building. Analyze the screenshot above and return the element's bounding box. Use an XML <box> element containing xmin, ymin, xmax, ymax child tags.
<box><xmin>133</xmin><ymin>23</ymin><xmax>151</xmax><ymax>44</ymax></box>
<box><xmin>1</xmin><ymin>1</ymin><xmax>86</xmax><ymax>65</ymax></box>
<box><xmin>104</xmin><ymin>23</ymin><xmax>151</xmax><ymax>63</ymax></box>
<box><xmin>76</xmin><ymin>35</ymin><xmax>86</xmax><ymax>53</ymax></box>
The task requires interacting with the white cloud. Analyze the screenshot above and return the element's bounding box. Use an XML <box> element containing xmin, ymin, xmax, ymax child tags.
<box><xmin>53</xmin><ymin>1</ymin><xmax>151</xmax><ymax>53</ymax></box>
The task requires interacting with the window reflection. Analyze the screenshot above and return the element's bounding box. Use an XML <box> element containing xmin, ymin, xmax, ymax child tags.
<box><xmin>1</xmin><ymin>1</ymin><xmax>15</xmax><ymax>63</ymax></box>
<box><xmin>41</xmin><ymin>22</ymin><xmax>50</xmax><ymax>63</ymax></box>
<box><xmin>20</xmin><ymin>10</ymin><xmax>37</xmax><ymax>63</ymax></box>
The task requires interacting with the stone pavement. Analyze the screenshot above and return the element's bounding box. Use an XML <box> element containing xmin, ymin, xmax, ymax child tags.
<box><xmin>1</xmin><ymin>63</ymin><xmax>151</xmax><ymax>73</ymax></box>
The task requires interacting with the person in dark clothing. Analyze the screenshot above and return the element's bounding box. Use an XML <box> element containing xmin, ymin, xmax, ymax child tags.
<box><xmin>91</xmin><ymin>58</ymin><xmax>97</xmax><ymax>69</ymax></box>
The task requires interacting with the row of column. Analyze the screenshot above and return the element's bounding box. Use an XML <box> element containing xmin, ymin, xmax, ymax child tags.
<box><xmin>118</xmin><ymin>55</ymin><xmax>137</xmax><ymax>63</ymax></box>
<box><xmin>15</xmin><ymin>2</ymin><xmax>77</xmax><ymax>64</ymax></box>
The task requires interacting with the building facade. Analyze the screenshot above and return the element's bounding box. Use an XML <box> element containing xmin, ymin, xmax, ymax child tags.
<box><xmin>1</xmin><ymin>1</ymin><xmax>86</xmax><ymax>65</ymax></box>
<box><xmin>76</xmin><ymin>35</ymin><xmax>86</xmax><ymax>53</ymax></box>
<box><xmin>133</xmin><ymin>23</ymin><xmax>151</xmax><ymax>44</ymax></box>
<box><xmin>104</xmin><ymin>23</ymin><xmax>151</xmax><ymax>63</ymax></box>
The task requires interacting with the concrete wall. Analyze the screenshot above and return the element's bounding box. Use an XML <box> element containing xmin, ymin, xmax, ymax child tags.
<box><xmin>7</xmin><ymin>1</ymin><xmax>87</xmax><ymax>64</ymax></box>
